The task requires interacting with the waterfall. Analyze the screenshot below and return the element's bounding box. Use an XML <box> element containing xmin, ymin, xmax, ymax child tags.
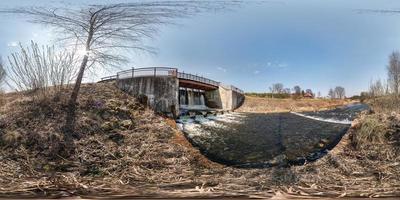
<box><xmin>179</xmin><ymin>88</ymin><xmax>206</xmax><ymax>108</ymax></box>
<box><xmin>194</xmin><ymin>92</ymin><xmax>200</xmax><ymax>105</ymax></box>
<box><xmin>188</xmin><ymin>90</ymin><xmax>195</xmax><ymax>106</ymax></box>
<box><xmin>180</xmin><ymin>90</ymin><xmax>187</xmax><ymax>105</ymax></box>
<box><xmin>200</xmin><ymin>94</ymin><xmax>205</xmax><ymax>106</ymax></box>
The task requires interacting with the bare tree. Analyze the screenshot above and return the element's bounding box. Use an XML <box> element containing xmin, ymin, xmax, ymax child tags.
<box><xmin>6</xmin><ymin>41</ymin><xmax>78</xmax><ymax>98</ymax></box>
<box><xmin>328</xmin><ymin>88</ymin><xmax>335</xmax><ymax>99</ymax></box>
<box><xmin>270</xmin><ymin>83</ymin><xmax>284</xmax><ymax>94</ymax></box>
<box><xmin>3</xmin><ymin>1</ymin><xmax>239</xmax><ymax>140</ymax></box>
<box><xmin>293</xmin><ymin>85</ymin><xmax>301</xmax><ymax>95</ymax></box>
<box><xmin>305</xmin><ymin>89</ymin><xmax>313</xmax><ymax>96</ymax></box>
<box><xmin>283</xmin><ymin>88</ymin><xmax>291</xmax><ymax>94</ymax></box>
<box><xmin>369</xmin><ymin>79</ymin><xmax>385</xmax><ymax>98</ymax></box>
<box><xmin>388</xmin><ymin>51</ymin><xmax>400</xmax><ymax>96</ymax></box>
<box><xmin>334</xmin><ymin>86</ymin><xmax>346</xmax><ymax>99</ymax></box>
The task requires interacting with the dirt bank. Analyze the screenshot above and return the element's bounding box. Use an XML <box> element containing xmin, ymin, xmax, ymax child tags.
<box><xmin>237</xmin><ymin>96</ymin><xmax>353</xmax><ymax>113</ymax></box>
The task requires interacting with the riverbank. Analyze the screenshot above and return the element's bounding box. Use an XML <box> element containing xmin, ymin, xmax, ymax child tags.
<box><xmin>237</xmin><ymin>95</ymin><xmax>353</xmax><ymax>113</ymax></box>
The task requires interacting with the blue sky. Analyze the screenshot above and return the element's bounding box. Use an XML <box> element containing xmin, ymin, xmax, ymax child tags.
<box><xmin>1</xmin><ymin>0</ymin><xmax>400</xmax><ymax>96</ymax></box>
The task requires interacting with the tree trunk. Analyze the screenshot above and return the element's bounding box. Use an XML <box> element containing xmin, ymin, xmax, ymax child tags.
<box><xmin>63</xmin><ymin>45</ymin><xmax>92</xmax><ymax>152</ymax></box>
<box><xmin>62</xmin><ymin>14</ymin><xmax>95</xmax><ymax>156</ymax></box>
<box><xmin>62</xmin><ymin>54</ymin><xmax>89</xmax><ymax>156</ymax></box>
<box><xmin>65</xmin><ymin>54</ymin><xmax>89</xmax><ymax>135</ymax></box>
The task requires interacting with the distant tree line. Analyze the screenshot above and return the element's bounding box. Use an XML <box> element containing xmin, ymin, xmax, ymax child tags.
<box><xmin>246</xmin><ymin>83</ymin><xmax>325</xmax><ymax>99</ymax></box>
<box><xmin>328</xmin><ymin>86</ymin><xmax>346</xmax><ymax>99</ymax></box>
<box><xmin>245</xmin><ymin>82</ymin><xmax>349</xmax><ymax>100</ymax></box>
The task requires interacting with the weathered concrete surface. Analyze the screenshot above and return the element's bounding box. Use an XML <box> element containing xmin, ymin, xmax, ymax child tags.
<box><xmin>117</xmin><ymin>77</ymin><xmax>179</xmax><ymax>116</ymax></box>
<box><xmin>205</xmin><ymin>85</ymin><xmax>245</xmax><ymax>111</ymax></box>
<box><xmin>117</xmin><ymin>76</ymin><xmax>244</xmax><ymax>115</ymax></box>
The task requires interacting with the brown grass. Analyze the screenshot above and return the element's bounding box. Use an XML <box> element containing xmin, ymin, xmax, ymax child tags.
<box><xmin>237</xmin><ymin>96</ymin><xmax>353</xmax><ymax>113</ymax></box>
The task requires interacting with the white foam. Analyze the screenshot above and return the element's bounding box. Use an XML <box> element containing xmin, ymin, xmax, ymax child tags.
<box><xmin>290</xmin><ymin>112</ymin><xmax>352</xmax><ymax>125</ymax></box>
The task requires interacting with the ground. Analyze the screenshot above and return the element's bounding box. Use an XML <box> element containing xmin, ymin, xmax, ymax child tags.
<box><xmin>237</xmin><ymin>95</ymin><xmax>353</xmax><ymax>113</ymax></box>
<box><xmin>0</xmin><ymin>83</ymin><xmax>399</xmax><ymax>198</ymax></box>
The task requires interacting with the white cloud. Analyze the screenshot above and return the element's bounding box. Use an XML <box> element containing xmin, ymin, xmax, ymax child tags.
<box><xmin>278</xmin><ymin>63</ymin><xmax>288</xmax><ymax>68</ymax></box>
<box><xmin>7</xmin><ymin>41</ymin><xmax>18</xmax><ymax>47</ymax></box>
<box><xmin>264</xmin><ymin>61</ymin><xmax>288</xmax><ymax>69</ymax></box>
<box><xmin>217</xmin><ymin>67</ymin><xmax>227</xmax><ymax>72</ymax></box>
<box><xmin>253</xmin><ymin>70</ymin><xmax>260</xmax><ymax>74</ymax></box>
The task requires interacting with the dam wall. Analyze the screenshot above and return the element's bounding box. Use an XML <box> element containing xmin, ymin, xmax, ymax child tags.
<box><xmin>205</xmin><ymin>85</ymin><xmax>245</xmax><ymax>111</ymax></box>
<box><xmin>117</xmin><ymin>76</ymin><xmax>180</xmax><ymax>116</ymax></box>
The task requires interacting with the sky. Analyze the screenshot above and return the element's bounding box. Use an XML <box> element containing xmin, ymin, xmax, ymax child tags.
<box><xmin>1</xmin><ymin>0</ymin><xmax>400</xmax><ymax>96</ymax></box>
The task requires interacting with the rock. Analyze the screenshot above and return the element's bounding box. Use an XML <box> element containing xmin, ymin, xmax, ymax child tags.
<box><xmin>270</xmin><ymin>154</ymin><xmax>287</xmax><ymax>165</ymax></box>
<box><xmin>320</xmin><ymin>138</ymin><xmax>329</xmax><ymax>144</ymax></box>
<box><xmin>120</xmin><ymin>120</ymin><xmax>132</xmax><ymax>128</ymax></box>
<box><xmin>101</xmin><ymin>122</ymin><xmax>115</xmax><ymax>131</ymax></box>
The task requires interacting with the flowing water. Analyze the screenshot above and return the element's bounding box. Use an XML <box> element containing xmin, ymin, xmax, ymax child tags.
<box><xmin>177</xmin><ymin>103</ymin><xmax>368</xmax><ymax>167</ymax></box>
<box><xmin>179</xmin><ymin>89</ymin><xmax>208</xmax><ymax>111</ymax></box>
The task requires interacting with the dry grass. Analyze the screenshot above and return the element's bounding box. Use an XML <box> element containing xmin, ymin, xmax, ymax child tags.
<box><xmin>368</xmin><ymin>95</ymin><xmax>400</xmax><ymax>113</ymax></box>
<box><xmin>237</xmin><ymin>96</ymin><xmax>352</xmax><ymax>113</ymax></box>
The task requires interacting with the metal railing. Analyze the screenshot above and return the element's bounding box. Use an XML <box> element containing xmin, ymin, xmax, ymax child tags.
<box><xmin>177</xmin><ymin>72</ymin><xmax>220</xmax><ymax>87</ymax></box>
<box><xmin>101</xmin><ymin>67</ymin><xmax>244</xmax><ymax>94</ymax></box>
<box><xmin>100</xmin><ymin>75</ymin><xmax>117</xmax><ymax>82</ymax></box>
<box><xmin>116</xmin><ymin>67</ymin><xmax>178</xmax><ymax>80</ymax></box>
<box><xmin>230</xmin><ymin>85</ymin><xmax>244</xmax><ymax>94</ymax></box>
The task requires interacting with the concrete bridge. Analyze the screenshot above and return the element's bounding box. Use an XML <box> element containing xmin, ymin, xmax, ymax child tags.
<box><xmin>101</xmin><ymin>67</ymin><xmax>245</xmax><ymax>117</ymax></box>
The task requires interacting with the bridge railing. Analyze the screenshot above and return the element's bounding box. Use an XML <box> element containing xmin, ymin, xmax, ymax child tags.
<box><xmin>230</xmin><ymin>85</ymin><xmax>244</xmax><ymax>94</ymax></box>
<box><xmin>219</xmin><ymin>84</ymin><xmax>244</xmax><ymax>94</ymax></box>
<box><xmin>100</xmin><ymin>75</ymin><xmax>117</xmax><ymax>82</ymax></box>
<box><xmin>116</xmin><ymin>67</ymin><xmax>178</xmax><ymax>80</ymax></box>
<box><xmin>101</xmin><ymin>67</ymin><xmax>243</xmax><ymax>93</ymax></box>
<box><xmin>177</xmin><ymin>72</ymin><xmax>220</xmax><ymax>87</ymax></box>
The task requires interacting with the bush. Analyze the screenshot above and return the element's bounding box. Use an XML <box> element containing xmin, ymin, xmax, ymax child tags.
<box><xmin>0</xmin><ymin>56</ymin><xmax>5</xmax><ymax>86</ymax></box>
<box><xmin>368</xmin><ymin>95</ymin><xmax>400</xmax><ymax>113</ymax></box>
<box><xmin>352</xmin><ymin>115</ymin><xmax>388</xmax><ymax>150</ymax></box>
<box><xmin>5</xmin><ymin>41</ymin><xmax>78</xmax><ymax>99</ymax></box>
<box><xmin>351</xmin><ymin>113</ymin><xmax>400</xmax><ymax>161</ymax></box>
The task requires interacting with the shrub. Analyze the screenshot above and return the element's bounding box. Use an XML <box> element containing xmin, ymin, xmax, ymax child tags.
<box><xmin>352</xmin><ymin>115</ymin><xmax>388</xmax><ymax>150</ymax></box>
<box><xmin>6</xmin><ymin>41</ymin><xmax>78</xmax><ymax>99</ymax></box>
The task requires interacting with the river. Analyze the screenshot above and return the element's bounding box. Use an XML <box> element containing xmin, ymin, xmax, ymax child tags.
<box><xmin>177</xmin><ymin>103</ymin><xmax>368</xmax><ymax>167</ymax></box>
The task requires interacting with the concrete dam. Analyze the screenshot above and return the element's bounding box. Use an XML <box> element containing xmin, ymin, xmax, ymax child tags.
<box><xmin>101</xmin><ymin>67</ymin><xmax>245</xmax><ymax>117</ymax></box>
